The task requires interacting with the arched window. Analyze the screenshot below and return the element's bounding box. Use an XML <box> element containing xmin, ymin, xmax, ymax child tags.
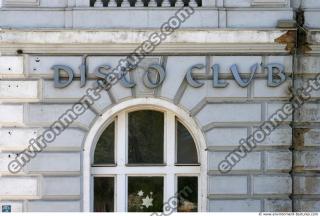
<box><xmin>92</xmin><ymin>109</ymin><xmax>200</xmax><ymax>212</ymax></box>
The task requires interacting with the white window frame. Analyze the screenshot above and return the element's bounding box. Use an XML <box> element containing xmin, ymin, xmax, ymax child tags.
<box><xmin>83</xmin><ymin>98</ymin><xmax>207</xmax><ymax>212</ymax></box>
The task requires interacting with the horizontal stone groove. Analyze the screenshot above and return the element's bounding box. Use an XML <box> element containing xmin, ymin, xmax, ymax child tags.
<box><xmin>208</xmin><ymin>171</ymin><xmax>291</xmax><ymax>175</ymax></box>
<box><xmin>20</xmin><ymin>123</ymin><xmax>90</xmax><ymax>131</ymax></box>
<box><xmin>27</xmin><ymin>172</ymin><xmax>81</xmax><ymax>177</ymax></box>
<box><xmin>207</xmin><ymin>195</ymin><xmax>291</xmax><ymax>199</ymax></box>
<box><xmin>203</xmin><ymin>122</ymin><xmax>291</xmax><ymax>131</ymax></box>
<box><xmin>208</xmin><ymin>173</ymin><xmax>291</xmax><ymax>176</ymax></box>
<box><xmin>207</xmin><ymin>146</ymin><xmax>291</xmax><ymax>151</ymax></box>
<box><xmin>0</xmin><ymin>46</ymin><xmax>289</xmax><ymax>55</ymax></box>
<box><xmin>293</xmin><ymin>167</ymin><xmax>320</xmax><ymax>172</ymax></box>
<box><xmin>1</xmin><ymin>147</ymin><xmax>82</xmax><ymax>153</ymax></box>
<box><xmin>292</xmin><ymin>195</ymin><xmax>320</xmax><ymax>199</ymax></box>
<box><xmin>40</xmin><ymin>195</ymin><xmax>81</xmax><ymax>201</ymax></box>
<box><xmin>0</xmin><ymin>196</ymin><xmax>41</xmax><ymax>200</ymax></box>
<box><xmin>293</xmin><ymin>173</ymin><xmax>320</xmax><ymax>177</ymax></box>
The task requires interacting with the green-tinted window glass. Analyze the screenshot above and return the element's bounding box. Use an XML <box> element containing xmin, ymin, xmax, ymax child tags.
<box><xmin>177</xmin><ymin>176</ymin><xmax>198</xmax><ymax>212</ymax></box>
<box><xmin>94</xmin><ymin>122</ymin><xmax>115</xmax><ymax>164</ymax></box>
<box><xmin>94</xmin><ymin>177</ymin><xmax>115</xmax><ymax>212</ymax></box>
<box><xmin>176</xmin><ymin>120</ymin><xmax>198</xmax><ymax>164</ymax></box>
<box><xmin>128</xmin><ymin>110</ymin><xmax>164</xmax><ymax>164</ymax></box>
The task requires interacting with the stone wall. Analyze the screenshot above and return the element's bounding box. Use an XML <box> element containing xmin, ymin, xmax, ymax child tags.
<box><xmin>292</xmin><ymin>0</ymin><xmax>320</xmax><ymax>211</ymax></box>
<box><xmin>0</xmin><ymin>52</ymin><xmax>295</xmax><ymax>212</ymax></box>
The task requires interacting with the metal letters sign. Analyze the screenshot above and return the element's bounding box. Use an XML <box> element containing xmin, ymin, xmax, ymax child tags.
<box><xmin>52</xmin><ymin>60</ymin><xmax>287</xmax><ymax>89</ymax></box>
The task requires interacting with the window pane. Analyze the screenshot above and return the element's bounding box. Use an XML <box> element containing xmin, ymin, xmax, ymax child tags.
<box><xmin>128</xmin><ymin>177</ymin><xmax>163</xmax><ymax>212</ymax></box>
<box><xmin>176</xmin><ymin>120</ymin><xmax>198</xmax><ymax>164</ymax></box>
<box><xmin>94</xmin><ymin>122</ymin><xmax>115</xmax><ymax>164</ymax></box>
<box><xmin>177</xmin><ymin>177</ymin><xmax>198</xmax><ymax>212</ymax></box>
<box><xmin>128</xmin><ymin>110</ymin><xmax>164</xmax><ymax>164</ymax></box>
<box><xmin>94</xmin><ymin>177</ymin><xmax>114</xmax><ymax>212</ymax></box>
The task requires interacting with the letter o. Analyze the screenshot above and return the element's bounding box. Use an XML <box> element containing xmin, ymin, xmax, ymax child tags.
<box><xmin>44</xmin><ymin>130</ymin><xmax>56</xmax><ymax>143</ymax></box>
<box><xmin>169</xmin><ymin>17</ymin><xmax>180</xmax><ymax>29</ymax></box>
<box><xmin>253</xmin><ymin>130</ymin><xmax>265</xmax><ymax>143</ymax></box>
<box><xmin>143</xmin><ymin>64</ymin><xmax>166</xmax><ymax>89</ymax></box>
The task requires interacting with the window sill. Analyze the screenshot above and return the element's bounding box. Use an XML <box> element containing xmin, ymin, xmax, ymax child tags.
<box><xmin>126</xmin><ymin>163</ymin><xmax>167</xmax><ymax>167</ymax></box>
<box><xmin>92</xmin><ymin>163</ymin><xmax>117</xmax><ymax>167</ymax></box>
<box><xmin>175</xmin><ymin>163</ymin><xmax>201</xmax><ymax>166</ymax></box>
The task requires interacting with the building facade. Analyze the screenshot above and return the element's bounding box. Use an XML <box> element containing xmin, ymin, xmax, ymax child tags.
<box><xmin>0</xmin><ymin>0</ymin><xmax>319</xmax><ymax>212</ymax></box>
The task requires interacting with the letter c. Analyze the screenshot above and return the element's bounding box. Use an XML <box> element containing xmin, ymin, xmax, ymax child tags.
<box><xmin>143</xmin><ymin>64</ymin><xmax>166</xmax><ymax>89</ymax></box>
<box><xmin>185</xmin><ymin>64</ymin><xmax>205</xmax><ymax>88</ymax></box>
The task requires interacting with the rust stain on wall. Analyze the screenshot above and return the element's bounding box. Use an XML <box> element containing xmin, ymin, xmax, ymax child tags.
<box><xmin>293</xmin><ymin>128</ymin><xmax>311</xmax><ymax>150</ymax></box>
<box><xmin>275</xmin><ymin>30</ymin><xmax>296</xmax><ymax>53</ymax></box>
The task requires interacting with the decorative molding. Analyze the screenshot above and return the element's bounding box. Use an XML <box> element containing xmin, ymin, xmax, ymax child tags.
<box><xmin>4</xmin><ymin>0</ymin><xmax>39</xmax><ymax>7</ymax></box>
<box><xmin>0</xmin><ymin>29</ymin><xmax>287</xmax><ymax>44</ymax></box>
<box><xmin>0</xmin><ymin>29</ymin><xmax>289</xmax><ymax>54</ymax></box>
<box><xmin>0</xmin><ymin>43</ymin><xmax>288</xmax><ymax>55</ymax></box>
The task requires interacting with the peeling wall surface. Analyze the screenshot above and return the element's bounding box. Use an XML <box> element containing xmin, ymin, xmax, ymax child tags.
<box><xmin>0</xmin><ymin>0</ymin><xmax>319</xmax><ymax>212</ymax></box>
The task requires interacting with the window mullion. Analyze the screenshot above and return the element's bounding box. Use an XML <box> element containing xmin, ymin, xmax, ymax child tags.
<box><xmin>165</xmin><ymin>112</ymin><xmax>176</xmax><ymax>212</ymax></box>
<box><xmin>165</xmin><ymin>173</ymin><xmax>177</xmax><ymax>213</ymax></box>
<box><xmin>116</xmin><ymin>174</ymin><xmax>126</xmax><ymax>211</ymax></box>
<box><xmin>166</xmin><ymin>111</ymin><xmax>176</xmax><ymax>166</ymax></box>
<box><xmin>116</xmin><ymin>112</ymin><xmax>127</xmax><ymax>212</ymax></box>
<box><xmin>116</xmin><ymin>112</ymin><xmax>126</xmax><ymax>166</ymax></box>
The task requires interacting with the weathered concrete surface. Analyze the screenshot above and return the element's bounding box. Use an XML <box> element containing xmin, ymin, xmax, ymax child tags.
<box><xmin>0</xmin><ymin>29</ymin><xmax>291</xmax><ymax>54</ymax></box>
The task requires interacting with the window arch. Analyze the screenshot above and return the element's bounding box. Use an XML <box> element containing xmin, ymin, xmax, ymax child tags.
<box><xmin>91</xmin><ymin>109</ymin><xmax>200</xmax><ymax>212</ymax></box>
<box><xmin>82</xmin><ymin>98</ymin><xmax>207</xmax><ymax>212</ymax></box>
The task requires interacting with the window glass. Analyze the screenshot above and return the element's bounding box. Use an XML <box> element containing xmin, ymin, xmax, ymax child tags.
<box><xmin>177</xmin><ymin>176</ymin><xmax>198</xmax><ymax>212</ymax></box>
<box><xmin>176</xmin><ymin>120</ymin><xmax>198</xmax><ymax>164</ymax></box>
<box><xmin>94</xmin><ymin>177</ymin><xmax>114</xmax><ymax>212</ymax></box>
<box><xmin>128</xmin><ymin>176</ymin><xmax>164</xmax><ymax>212</ymax></box>
<box><xmin>94</xmin><ymin>121</ymin><xmax>115</xmax><ymax>165</ymax></box>
<box><xmin>128</xmin><ymin>110</ymin><xmax>164</xmax><ymax>164</ymax></box>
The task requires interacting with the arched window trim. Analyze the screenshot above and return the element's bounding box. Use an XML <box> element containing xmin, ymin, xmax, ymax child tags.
<box><xmin>82</xmin><ymin>98</ymin><xmax>207</xmax><ymax>212</ymax></box>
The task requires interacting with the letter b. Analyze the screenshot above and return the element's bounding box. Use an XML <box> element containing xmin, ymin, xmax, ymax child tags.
<box><xmin>266</xmin><ymin>63</ymin><xmax>286</xmax><ymax>87</ymax></box>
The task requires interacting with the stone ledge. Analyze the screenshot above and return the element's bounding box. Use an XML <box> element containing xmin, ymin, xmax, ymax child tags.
<box><xmin>0</xmin><ymin>28</ymin><xmax>290</xmax><ymax>44</ymax></box>
<box><xmin>0</xmin><ymin>29</ymin><xmax>290</xmax><ymax>54</ymax></box>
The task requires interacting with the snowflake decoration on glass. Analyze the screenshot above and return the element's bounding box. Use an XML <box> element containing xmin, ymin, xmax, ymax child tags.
<box><xmin>136</xmin><ymin>190</ymin><xmax>154</xmax><ymax>209</ymax></box>
<box><xmin>137</xmin><ymin>190</ymin><xmax>144</xmax><ymax>197</ymax></box>
<box><xmin>142</xmin><ymin>195</ymin><xmax>153</xmax><ymax>208</ymax></box>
